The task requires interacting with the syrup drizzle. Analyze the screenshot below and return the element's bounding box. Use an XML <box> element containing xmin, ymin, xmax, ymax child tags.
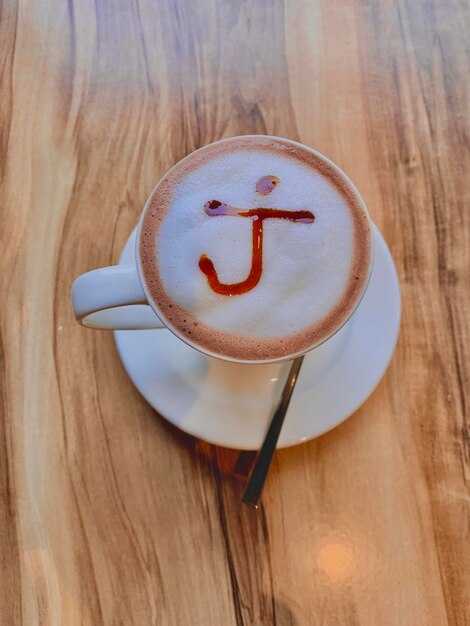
<box><xmin>256</xmin><ymin>175</ymin><xmax>280</xmax><ymax>196</ymax></box>
<box><xmin>199</xmin><ymin>180</ymin><xmax>315</xmax><ymax>296</ymax></box>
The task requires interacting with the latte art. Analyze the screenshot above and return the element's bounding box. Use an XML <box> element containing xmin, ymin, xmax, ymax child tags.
<box><xmin>139</xmin><ymin>136</ymin><xmax>372</xmax><ymax>361</ymax></box>
<box><xmin>198</xmin><ymin>183</ymin><xmax>315</xmax><ymax>296</ymax></box>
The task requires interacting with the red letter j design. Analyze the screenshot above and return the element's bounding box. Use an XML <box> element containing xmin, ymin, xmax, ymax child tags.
<box><xmin>199</xmin><ymin>199</ymin><xmax>314</xmax><ymax>297</ymax></box>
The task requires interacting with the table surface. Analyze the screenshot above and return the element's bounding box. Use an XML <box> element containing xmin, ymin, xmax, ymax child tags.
<box><xmin>1</xmin><ymin>0</ymin><xmax>469</xmax><ymax>624</ymax></box>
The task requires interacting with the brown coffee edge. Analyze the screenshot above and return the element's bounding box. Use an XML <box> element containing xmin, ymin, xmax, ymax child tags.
<box><xmin>139</xmin><ymin>136</ymin><xmax>372</xmax><ymax>361</ymax></box>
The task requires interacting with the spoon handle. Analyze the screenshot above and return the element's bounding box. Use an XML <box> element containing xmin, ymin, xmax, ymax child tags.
<box><xmin>242</xmin><ymin>356</ymin><xmax>304</xmax><ymax>509</ymax></box>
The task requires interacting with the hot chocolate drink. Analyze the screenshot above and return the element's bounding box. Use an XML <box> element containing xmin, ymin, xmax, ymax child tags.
<box><xmin>139</xmin><ymin>136</ymin><xmax>372</xmax><ymax>361</ymax></box>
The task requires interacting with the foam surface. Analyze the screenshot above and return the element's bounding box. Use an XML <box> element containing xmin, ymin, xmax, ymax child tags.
<box><xmin>140</xmin><ymin>137</ymin><xmax>372</xmax><ymax>361</ymax></box>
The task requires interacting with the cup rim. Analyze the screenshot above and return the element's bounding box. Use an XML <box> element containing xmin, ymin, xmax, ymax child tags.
<box><xmin>134</xmin><ymin>135</ymin><xmax>375</xmax><ymax>364</ymax></box>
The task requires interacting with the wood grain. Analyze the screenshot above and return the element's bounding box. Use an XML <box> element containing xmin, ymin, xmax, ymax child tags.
<box><xmin>1</xmin><ymin>0</ymin><xmax>469</xmax><ymax>624</ymax></box>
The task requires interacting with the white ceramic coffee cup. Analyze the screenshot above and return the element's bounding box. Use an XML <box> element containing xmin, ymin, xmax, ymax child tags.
<box><xmin>72</xmin><ymin>136</ymin><xmax>373</xmax><ymax>364</ymax></box>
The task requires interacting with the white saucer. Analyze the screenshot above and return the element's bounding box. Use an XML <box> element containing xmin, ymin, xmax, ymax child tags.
<box><xmin>114</xmin><ymin>224</ymin><xmax>400</xmax><ymax>449</ymax></box>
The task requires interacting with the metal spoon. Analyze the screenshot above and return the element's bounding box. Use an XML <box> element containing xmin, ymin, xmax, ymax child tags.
<box><xmin>242</xmin><ymin>356</ymin><xmax>304</xmax><ymax>508</ymax></box>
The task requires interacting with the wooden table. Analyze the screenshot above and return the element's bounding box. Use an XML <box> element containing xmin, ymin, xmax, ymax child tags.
<box><xmin>1</xmin><ymin>0</ymin><xmax>469</xmax><ymax>624</ymax></box>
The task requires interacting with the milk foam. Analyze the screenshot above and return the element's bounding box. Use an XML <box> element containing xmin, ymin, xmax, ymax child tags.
<box><xmin>158</xmin><ymin>151</ymin><xmax>354</xmax><ymax>335</ymax></box>
<box><xmin>140</xmin><ymin>137</ymin><xmax>372</xmax><ymax>360</ymax></box>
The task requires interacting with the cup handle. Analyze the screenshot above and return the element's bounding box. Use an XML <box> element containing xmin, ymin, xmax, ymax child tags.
<box><xmin>71</xmin><ymin>265</ymin><xmax>165</xmax><ymax>330</ymax></box>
